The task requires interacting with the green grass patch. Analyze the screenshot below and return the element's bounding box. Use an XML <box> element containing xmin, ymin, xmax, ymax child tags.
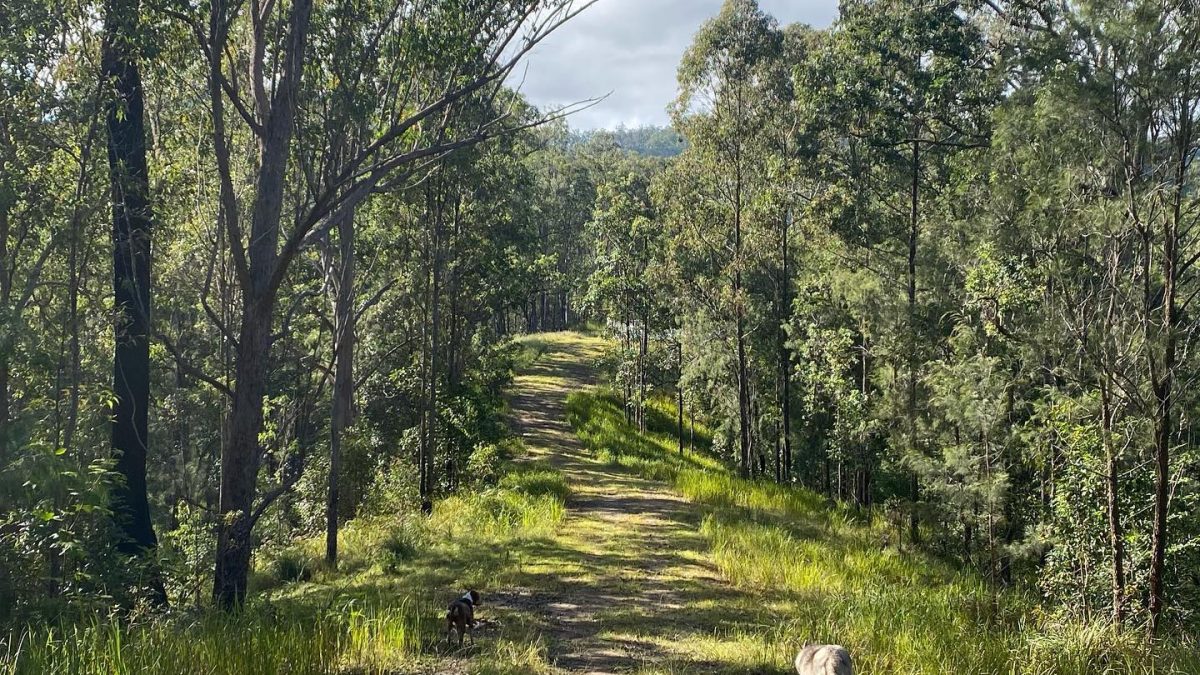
<box><xmin>510</xmin><ymin>335</ymin><xmax>551</xmax><ymax>371</ymax></box>
<box><xmin>567</xmin><ymin>388</ymin><xmax>1200</xmax><ymax>674</ymax></box>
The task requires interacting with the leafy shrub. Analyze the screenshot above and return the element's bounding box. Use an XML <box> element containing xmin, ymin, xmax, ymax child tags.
<box><xmin>466</xmin><ymin>442</ymin><xmax>506</xmax><ymax>488</ymax></box>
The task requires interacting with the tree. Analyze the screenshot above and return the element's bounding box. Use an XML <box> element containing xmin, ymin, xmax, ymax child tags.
<box><xmin>824</xmin><ymin>0</ymin><xmax>995</xmax><ymax>537</ymax></box>
<box><xmin>162</xmin><ymin>0</ymin><xmax>595</xmax><ymax>608</ymax></box>
<box><xmin>102</xmin><ymin>0</ymin><xmax>166</xmax><ymax>604</ymax></box>
<box><xmin>671</xmin><ymin>0</ymin><xmax>782</xmax><ymax>476</ymax></box>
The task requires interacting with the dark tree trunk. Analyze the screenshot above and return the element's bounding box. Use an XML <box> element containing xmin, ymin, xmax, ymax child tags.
<box><xmin>214</xmin><ymin>301</ymin><xmax>273</xmax><ymax>608</ymax></box>
<box><xmin>907</xmin><ymin>137</ymin><xmax>921</xmax><ymax>544</ymax></box>
<box><xmin>102</xmin><ymin>0</ymin><xmax>165</xmax><ymax>605</ymax></box>
<box><xmin>0</xmin><ymin>137</ymin><xmax>9</xmax><ymax>455</ymax></box>
<box><xmin>326</xmin><ymin>208</ymin><xmax>356</xmax><ymax>569</ymax></box>
<box><xmin>421</xmin><ymin>190</ymin><xmax>444</xmax><ymax>514</ymax></box>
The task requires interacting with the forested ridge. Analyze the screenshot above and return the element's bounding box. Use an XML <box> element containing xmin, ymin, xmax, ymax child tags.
<box><xmin>1</xmin><ymin>0</ymin><xmax>1199</xmax><ymax>672</ymax></box>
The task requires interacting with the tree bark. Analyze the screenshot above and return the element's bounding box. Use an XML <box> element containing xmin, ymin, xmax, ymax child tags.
<box><xmin>212</xmin><ymin>0</ymin><xmax>314</xmax><ymax>610</ymax></box>
<box><xmin>907</xmin><ymin>137</ymin><xmax>921</xmax><ymax>544</ymax></box>
<box><xmin>1099</xmin><ymin>382</ymin><xmax>1125</xmax><ymax>625</ymax></box>
<box><xmin>214</xmin><ymin>299</ymin><xmax>273</xmax><ymax>608</ymax></box>
<box><xmin>779</xmin><ymin>208</ymin><xmax>791</xmax><ymax>482</ymax></box>
<box><xmin>734</xmin><ymin>161</ymin><xmax>750</xmax><ymax>477</ymax></box>
<box><xmin>326</xmin><ymin>208</ymin><xmax>356</xmax><ymax>569</ymax></box>
<box><xmin>421</xmin><ymin>188</ymin><xmax>444</xmax><ymax>514</ymax></box>
<box><xmin>677</xmin><ymin>338</ymin><xmax>684</xmax><ymax>454</ymax></box>
<box><xmin>102</xmin><ymin>0</ymin><xmax>165</xmax><ymax>605</ymax></box>
<box><xmin>1148</xmin><ymin>210</ymin><xmax>1177</xmax><ymax>637</ymax></box>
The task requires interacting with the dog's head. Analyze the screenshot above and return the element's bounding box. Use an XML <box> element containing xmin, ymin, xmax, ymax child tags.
<box><xmin>465</xmin><ymin>589</ymin><xmax>481</xmax><ymax>606</ymax></box>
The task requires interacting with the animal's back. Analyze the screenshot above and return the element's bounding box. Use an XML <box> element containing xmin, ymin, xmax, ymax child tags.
<box><xmin>794</xmin><ymin>644</ymin><xmax>853</xmax><ymax>675</ymax></box>
<box><xmin>447</xmin><ymin>600</ymin><xmax>473</xmax><ymax>624</ymax></box>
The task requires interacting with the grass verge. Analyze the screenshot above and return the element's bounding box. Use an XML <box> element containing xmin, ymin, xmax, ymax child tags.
<box><xmin>1</xmin><ymin>452</ymin><xmax>569</xmax><ymax>675</ymax></box>
<box><xmin>567</xmin><ymin>389</ymin><xmax>1200</xmax><ymax>675</ymax></box>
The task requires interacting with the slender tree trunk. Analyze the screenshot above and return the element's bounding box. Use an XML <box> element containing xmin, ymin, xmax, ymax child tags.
<box><xmin>639</xmin><ymin>307</ymin><xmax>648</xmax><ymax>432</ymax></box>
<box><xmin>1099</xmin><ymin>382</ymin><xmax>1125</xmax><ymax>625</ymax></box>
<box><xmin>447</xmin><ymin>202</ymin><xmax>462</xmax><ymax>392</ymax></box>
<box><xmin>102</xmin><ymin>0</ymin><xmax>165</xmax><ymax>605</ymax></box>
<box><xmin>65</xmin><ymin>197</ymin><xmax>83</xmax><ymax>453</ymax></box>
<box><xmin>780</xmin><ymin>208</ymin><xmax>791</xmax><ymax>482</ymax></box>
<box><xmin>422</xmin><ymin>192</ymin><xmax>443</xmax><ymax>514</ymax></box>
<box><xmin>1148</xmin><ymin>221</ymin><xmax>1177</xmax><ymax>637</ymax></box>
<box><xmin>0</xmin><ymin>132</ymin><xmax>10</xmax><ymax>459</ymax></box>
<box><xmin>326</xmin><ymin>208</ymin><xmax>356</xmax><ymax>569</ymax></box>
<box><xmin>774</xmin><ymin>420</ymin><xmax>782</xmax><ymax>484</ymax></box>
<box><xmin>623</xmin><ymin>316</ymin><xmax>632</xmax><ymax>424</ymax></box>
<box><xmin>907</xmin><ymin>137</ymin><xmax>921</xmax><ymax>544</ymax></box>
<box><xmin>689</xmin><ymin>406</ymin><xmax>695</xmax><ymax>451</ymax></box>
<box><xmin>677</xmin><ymin>338</ymin><xmax>684</xmax><ymax>454</ymax></box>
<box><xmin>734</xmin><ymin>173</ymin><xmax>750</xmax><ymax>477</ymax></box>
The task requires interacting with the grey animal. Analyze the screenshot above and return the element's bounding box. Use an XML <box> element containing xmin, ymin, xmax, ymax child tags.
<box><xmin>795</xmin><ymin>643</ymin><xmax>853</xmax><ymax>675</ymax></box>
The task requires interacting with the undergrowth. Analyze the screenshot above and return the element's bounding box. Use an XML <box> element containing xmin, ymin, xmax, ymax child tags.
<box><xmin>567</xmin><ymin>389</ymin><xmax>1200</xmax><ymax>675</ymax></box>
<box><xmin>0</xmin><ymin>449</ymin><xmax>568</xmax><ymax>675</ymax></box>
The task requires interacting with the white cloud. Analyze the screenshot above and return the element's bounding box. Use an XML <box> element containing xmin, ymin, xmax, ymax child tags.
<box><xmin>513</xmin><ymin>0</ymin><xmax>838</xmax><ymax>130</ymax></box>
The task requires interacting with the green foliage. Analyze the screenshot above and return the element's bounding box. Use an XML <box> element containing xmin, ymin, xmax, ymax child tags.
<box><xmin>570</xmin><ymin>126</ymin><xmax>686</xmax><ymax>158</ymax></box>
<box><xmin>465</xmin><ymin>442</ymin><xmax>508</xmax><ymax>488</ymax></box>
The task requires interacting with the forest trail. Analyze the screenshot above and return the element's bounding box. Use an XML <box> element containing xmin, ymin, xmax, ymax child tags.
<box><xmin>498</xmin><ymin>332</ymin><xmax>749</xmax><ymax>675</ymax></box>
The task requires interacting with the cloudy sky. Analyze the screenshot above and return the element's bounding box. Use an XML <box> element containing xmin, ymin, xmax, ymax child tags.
<box><xmin>514</xmin><ymin>0</ymin><xmax>839</xmax><ymax>130</ymax></box>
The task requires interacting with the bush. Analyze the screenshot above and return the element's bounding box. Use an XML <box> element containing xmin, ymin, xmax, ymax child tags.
<box><xmin>380</xmin><ymin>517</ymin><xmax>428</xmax><ymax>573</ymax></box>
<box><xmin>272</xmin><ymin>548</ymin><xmax>314</xmax><ymax>584</ymax></box>
<box><xmin>466</xmin><ymin>442</ymin><xmax>506</xmax><ymax>488</ymax></box>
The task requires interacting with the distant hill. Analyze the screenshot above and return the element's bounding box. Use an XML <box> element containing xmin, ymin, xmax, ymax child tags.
<box><xmin>570</xmin><ymin>125</ymin><xmax>687</xmax><ymax>158</ymax></box>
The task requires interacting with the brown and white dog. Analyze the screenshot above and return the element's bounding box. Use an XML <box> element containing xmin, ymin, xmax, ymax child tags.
<box><xmin>446</xmin><ymin>590</ymin><xmax>481</xmax><ymax>647</ymax></box>
<box><xmin>795</xmin><ymin>643</ymin><xmax>853</xmax><ymax>675</ymax></box>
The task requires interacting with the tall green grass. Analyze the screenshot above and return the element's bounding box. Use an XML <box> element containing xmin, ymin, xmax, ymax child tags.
<box><xmin>567</xmin><ymin>389</ymin><xmax>1200</xmax><ymax>674</ymax></box>
<box><xmin>1</xmin><ymin>458</ymin><xmax>570</xmax><ymax>675</ymax></box>
<box><xmin>2</xmin><ymin>610</ymin><xmax>343</xmax><ymax>675</ymax></box>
